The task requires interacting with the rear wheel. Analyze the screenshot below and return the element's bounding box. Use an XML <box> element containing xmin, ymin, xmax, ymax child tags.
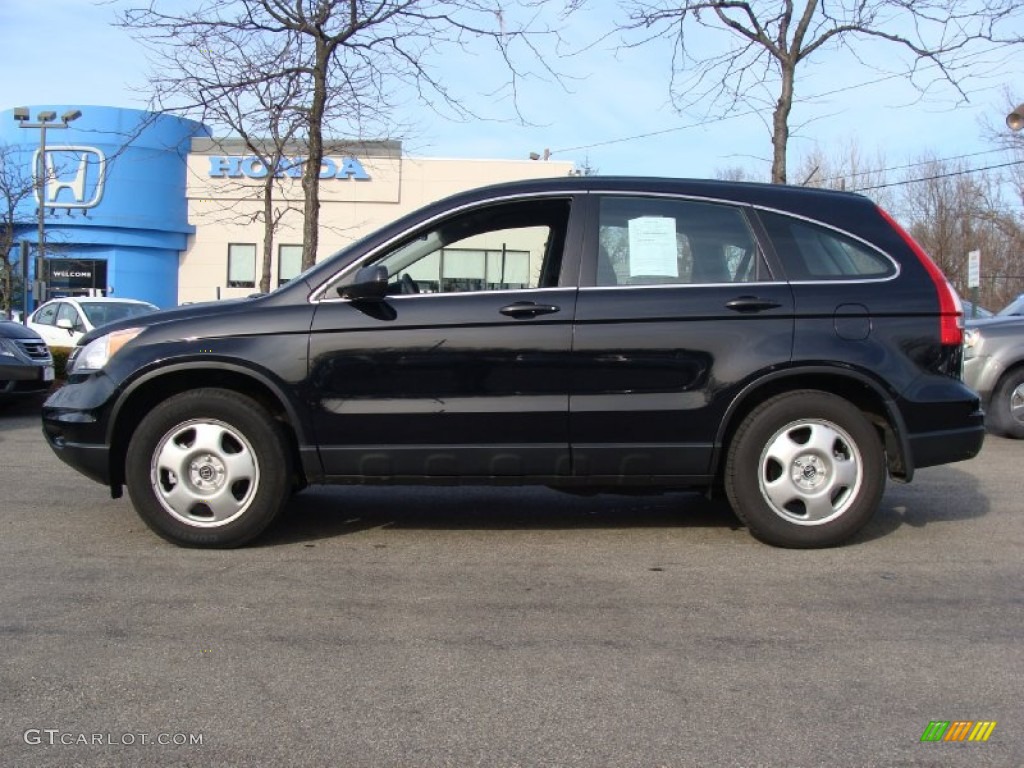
<box><xmin>725</xmin><ymin>390</ymin><xmax>885</xmax><ymax>548</ymax></box>
<box><xmin>125</xmin><ymin>388</ymin><xmax>292</xmax><ymax>547</ymax></box>
<box><xmin>988</xmin><ymin>367</ymin><xmax>1024</xmax><ymax>439</ymax></box>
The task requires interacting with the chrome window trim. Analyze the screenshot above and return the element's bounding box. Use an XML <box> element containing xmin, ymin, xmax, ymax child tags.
<box><xmin>308</xmin><ymin>190</ymin><xmax>581</xmax><ymax>304</ymax></box>
<box><xmin>752</xmin><ymin>204</ymin><xmax>902</xmax><ymax>281</ymax></box>
<box><xmin>317</xmin><ymin>286</ymin><xmax>570</xmax><ymax>305</ymax></box>
<box><xmin>593</xmin><ymin>193</ymin><xmax>774</xmax><ymax>286</ymax></box>
<box><xmin>578</xmin><ymin>281</ymin><xmax>784</xmax><ymax>291</ymax></box>
<box><xmin>307</xmin><ymin>187</ymin><xmax>904</xmax><ymax>303</ymax></box>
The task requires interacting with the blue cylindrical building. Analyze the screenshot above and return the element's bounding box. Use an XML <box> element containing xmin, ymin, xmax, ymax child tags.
<box><xmin>0</xmin><ymin>106</ymin><xmax>209</xmax><ymax>308</ymax></box>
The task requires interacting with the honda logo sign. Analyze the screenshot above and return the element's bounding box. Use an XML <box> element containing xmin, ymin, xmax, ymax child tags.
<box><xmin>32</xmin><ymin>146</ymin><xmax>107</xmax><ymax>209</ymax></box>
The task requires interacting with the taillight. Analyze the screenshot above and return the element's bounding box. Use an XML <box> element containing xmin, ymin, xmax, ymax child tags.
<box><xmin>877</xmin><ymin>207</ymin><xmax>963</xmax><ymax>345</ymax></box>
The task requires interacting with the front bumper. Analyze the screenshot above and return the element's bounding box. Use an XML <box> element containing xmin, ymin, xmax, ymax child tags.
<box><xmin>1</xmin><ymin>360</ymin><xmax>55</xmax><ymax>396</ymax></box>
<box><xmin>41</xmin><ymin>373</ymin><xmax>119</xmax><ymax>487</ymax></box>
<box><xmin>962</xmin><ymin>355</ymin><xmax>1000</xmax><ymax>408</ymax></box>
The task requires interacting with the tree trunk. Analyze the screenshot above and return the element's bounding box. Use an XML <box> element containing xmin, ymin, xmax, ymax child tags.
<box><xmin>260</xmin><ymin>173</ymin><xmax>274</xmax><ymax>294</ymax></box>
<box><xmin>300</xmin><ymin>41</ymin><xmax>331</xmax><ymax>271</ymax></box>
<box><xmin>771</xmin><ymin>63</ymin><xmax>797</xmax><ymax>184</ymax></box>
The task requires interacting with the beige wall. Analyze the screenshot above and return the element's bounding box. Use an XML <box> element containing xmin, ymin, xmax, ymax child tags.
<box><xmin>180</xmin><ymin>151</ymin><xmax>574</xmax><ymax>304</ymax></box>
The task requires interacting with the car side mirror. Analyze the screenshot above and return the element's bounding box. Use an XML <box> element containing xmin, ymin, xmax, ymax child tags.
<box><xmin>56</xmin><ymin>318</ymin><xmax>74</xmax><ymax>333</ymax></box>
<box><xmin>339</xmin><ymin>264</ymin><xmax>389</xmax><ymax>301</ymax></box>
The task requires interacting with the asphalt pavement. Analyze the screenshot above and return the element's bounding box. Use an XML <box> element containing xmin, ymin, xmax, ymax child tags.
<box><xmin>1</xmin><ymin>395</ymin><xmax>1021</xmax><ymax>767</ymax></box>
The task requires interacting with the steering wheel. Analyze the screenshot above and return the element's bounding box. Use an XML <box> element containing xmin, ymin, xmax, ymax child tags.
<box><xmin>400</xmin><ymin>273</ymin><xmax>420</xmax><ymax>294</ymax></box>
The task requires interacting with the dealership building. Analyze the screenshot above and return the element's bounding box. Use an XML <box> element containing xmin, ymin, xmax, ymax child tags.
<box><xmin>1</xmin><ymin>106</ymin><xmax>574</xmax><ymax>308</ymax></box>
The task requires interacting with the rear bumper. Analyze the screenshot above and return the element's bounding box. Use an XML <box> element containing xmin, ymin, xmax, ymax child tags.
<box><xmin>908</xmin><ymin>421</ymin><xmax>986</xmax><ymax>470</ymax></box>
<box><xmin>897</xmin><ymin>376</ymin><xmax>986</xmax><ymax>474</ymax></box>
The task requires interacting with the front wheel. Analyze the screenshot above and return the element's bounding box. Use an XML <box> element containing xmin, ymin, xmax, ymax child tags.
<box><xmin>725</xmin><ymin>391</ymin><xmax>885</xmax><ymax>548</ymax></box>
<box><xmin>125</xmin><ymin>388</ymin><xmax>292</xmax><ymax>547</ymax></box>
<box><xmin>988</xmin><ymin>367</ymin><xmax>1024</xmax><ymax>439</ymax></box>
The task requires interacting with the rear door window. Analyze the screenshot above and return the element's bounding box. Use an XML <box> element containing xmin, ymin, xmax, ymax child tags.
<box><xmin>594</xmin><ymin>197</ymin><xmax>765</xmax><ymax>286</ymax></box>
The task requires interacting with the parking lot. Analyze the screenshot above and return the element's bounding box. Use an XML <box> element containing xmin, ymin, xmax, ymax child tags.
<box><xmin>1</xmin><ymin>396</ymin><xmax>1021</xmax><ymax>767</ymax></box>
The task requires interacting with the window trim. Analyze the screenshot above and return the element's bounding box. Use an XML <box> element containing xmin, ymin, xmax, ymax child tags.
<box><xmin>752</xmin><ymin>205</ymin><xmax>901</xmax><ymax>284</ymax></box>
<box><xmin>581</xmin><ymin>194</ymin><xmax>776</xmax><ymax>289</ymax></box>
<box><xmin>309</xmin><ymin>191</ymin><xmax>583</xmax><ymax>303</ymax></box>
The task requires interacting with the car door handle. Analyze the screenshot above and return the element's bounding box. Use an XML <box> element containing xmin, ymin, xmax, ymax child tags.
<box><xmin>725</xmin><ymin>296</ymin><xmax>783</xmax><ymax>313</ymax></box>
<box><xmin>499</xmin><ymin>302</ymin><xmax>561</xmax><ymax>318</ymax></box>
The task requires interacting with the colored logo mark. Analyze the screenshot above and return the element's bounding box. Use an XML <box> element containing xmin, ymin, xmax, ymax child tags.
<box><xmin>920</xmin><ymin>720</ymin><xmax>997</xmax><ymax>742</ymax></box>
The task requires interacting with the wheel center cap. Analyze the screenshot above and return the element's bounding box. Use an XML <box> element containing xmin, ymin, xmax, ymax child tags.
<box><xmin>792</xmin><ymin>455</ymin><xmax>827</xmax><ymax>490</ymax></box>
<box><xmin>189</xmin><ymin>455</ymin><xmax>227</xmax><ymax>492</ymax></box>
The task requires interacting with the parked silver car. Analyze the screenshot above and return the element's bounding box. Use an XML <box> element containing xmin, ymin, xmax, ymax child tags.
<box><xmin>0</xmin><ymin>320</ymin><xmax>55</xmax><ymax>401</ymax></box>
<box><xmin>964</xmin><ymin>316</ymin><xmax>1024</xmax><ymax>438</ymax></box>
<box><xmin>997</xmin><ymin>293</ymin><xmax>1024</xmax><ymax>317</ymax></box>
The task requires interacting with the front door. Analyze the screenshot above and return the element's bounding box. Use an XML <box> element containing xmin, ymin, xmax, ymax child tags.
<box><xmin>308</xmin><ymin>196</ymin><xmax>582</xmax><ymax>480</ymax></box>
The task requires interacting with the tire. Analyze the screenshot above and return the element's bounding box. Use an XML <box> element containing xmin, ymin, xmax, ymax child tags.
<box><xmin>988</xmin><ymin>367</ymin><xmax>1024</xmax><ymax>439</ymax></box>
<box><xmin>125</xmin><ymin>388</ymin><xmax>292</xmax><ymax>547</ymax></box>
<box><xmin>725</xmin><ymin>390</ymin><xmax>885</xmax><ymax>548</ymax></box>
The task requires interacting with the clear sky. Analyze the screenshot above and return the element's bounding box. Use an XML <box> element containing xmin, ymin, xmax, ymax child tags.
<box><xmin>2</xmin><ymin>0</ymin><xmax>1023</xmax><ymax>184</ymax></box>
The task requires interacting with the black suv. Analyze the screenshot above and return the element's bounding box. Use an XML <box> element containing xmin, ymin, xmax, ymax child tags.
<box><xmin>42</xmin><ymin>177</ymin><xmax>984</xmax><ymax>548</ymax></box>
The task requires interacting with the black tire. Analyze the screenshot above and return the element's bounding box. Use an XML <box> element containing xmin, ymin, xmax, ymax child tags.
<box><xmin>987</xmin><ymin>367</ymin><xmax>1024</xmax><ymax>439</ymax></box>
<box><xmin>725</xmin><ymin>390</ymin><xmax>885</xmax><ymax>548</ymax></box>
<box><xmin>125</xmin><ymin>388</ymin><xmax>292</xmax><ymax>547</ymax></box>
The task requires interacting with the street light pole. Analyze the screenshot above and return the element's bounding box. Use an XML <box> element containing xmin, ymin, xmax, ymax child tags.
<box><xmin>11</xmin><ymin>108</ymin><xmax>82</xmax><ymax>309</ymax></box>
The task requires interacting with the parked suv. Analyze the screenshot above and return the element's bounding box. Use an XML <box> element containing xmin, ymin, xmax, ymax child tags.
<box><xmin>1</xmin><ymin>320</ymin><xmax>54</xmax><ymax>401</ymax></box>
<box><xmin>42</xmin><ymin>177</ymin><xmax>984</xmax><ymax>548</ymax></box>
<box><xmin>964</xmin><ymin>316</ymin><xmax>1024</xmax><ymax>438</ymax></box>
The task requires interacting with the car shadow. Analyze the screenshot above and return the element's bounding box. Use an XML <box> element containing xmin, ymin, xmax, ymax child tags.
<box><xmin>849</xmin><ymin>463</ymin><xmax>989</xmax><ymax>545</ymax></box>
<box><xmin>258</xmin><ymin>485</ymin><xmax>744</xmax><ymax>547</ymax></box>
<box><xmin>0</xmin><ymin>395</ymin><xmax>46</xmax><ymax>421</ymax></box>
<box><xmin>260</xmin><ymin>459</ymin><xmax>990</xmax><ymax>548</ymax></box>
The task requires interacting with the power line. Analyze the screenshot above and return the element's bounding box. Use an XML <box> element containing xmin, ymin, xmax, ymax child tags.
<box><xmin>852</xmin><ymin>159</ymin><xmax>1024</xmax><ymax>191</ymax></box>
<box><xmin>819</xmin><ymin>149</ymin><xmax>1011</xmax><ymax>184</ymax></box>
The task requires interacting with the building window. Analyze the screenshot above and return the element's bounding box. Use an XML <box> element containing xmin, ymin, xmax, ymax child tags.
<box><xmin>278</xmin><ymin>244</ymin><xmax>303</xmax><ymax>286</ymax></box>
<box><xmin>227</xmin><ymin>243</ymin><xmax>256</xmax><ymax>288</ymax></box>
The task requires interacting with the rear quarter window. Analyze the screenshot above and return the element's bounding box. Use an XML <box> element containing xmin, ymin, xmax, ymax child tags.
<box><xmin>759</xmin><ymin>210</ymin><xmax>896</xmax><ymax>281</ymax></box>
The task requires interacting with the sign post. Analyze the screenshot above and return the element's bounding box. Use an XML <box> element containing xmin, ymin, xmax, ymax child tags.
<box><xmin>20</xmin><ymin>240</ymin><xmax>30</xmax><ymax>323</ymax></box>
<box><xmin>967</xmin><ymin>250</ymin><xmax>981</xmax><ymax>318</ymax></box>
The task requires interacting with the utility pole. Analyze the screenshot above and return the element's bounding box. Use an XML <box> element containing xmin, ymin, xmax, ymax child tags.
<box><xmin>11</xmin><ymin>108</ymin><xmax>83</xmax><ymax>308</ymax></box>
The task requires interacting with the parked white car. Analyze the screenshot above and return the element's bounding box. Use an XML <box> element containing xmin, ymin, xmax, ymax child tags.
<box><xmin>28</xmin><ymin>297</ymin><xmax>159</xmax><ymax>349</ymax></box>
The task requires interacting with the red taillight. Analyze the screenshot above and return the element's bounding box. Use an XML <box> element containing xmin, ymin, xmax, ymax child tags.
<box><xmin>877</xmin><ymin>207</ymin><xmax>963</xmax><ymax>345</ymax></box>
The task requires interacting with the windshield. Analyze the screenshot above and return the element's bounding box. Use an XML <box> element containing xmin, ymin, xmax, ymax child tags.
<box><xmin>997</xmin><ymin>295</ymin><xmax>1024</xmax><ymax>317</ymax></box>
<box><xmin>79</xmin><ymin>301</ymin><xmax>158</xmax><ymax>328</ymax></box>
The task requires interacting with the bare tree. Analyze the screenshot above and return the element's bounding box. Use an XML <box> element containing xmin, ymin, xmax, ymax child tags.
<box><xmin>138</xmin><ymin>21</ymin><xmax>311</xmax><ymax>292</ymax></box>
<box><xmin>0</xmin><ymin>144</ymin><xmax>38</xmax><ymax>319</ymax></box>
<box><xmin>899</xmin><ymin>153</ymin><xmax>1024</xmax><ymax>310</ymax></box>
<box><xmin>616</xmin><ymin>1</ymin><xmax>1022</xmax><ymax>183</ymax></box>
<box><xmin>121</xmin><ymin>0</ymin><xmax>562</xmax><ymax>270</ymax></box>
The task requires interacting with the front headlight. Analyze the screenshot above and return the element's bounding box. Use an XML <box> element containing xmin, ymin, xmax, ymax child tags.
<box><xmin>70</xmin><ymin>327</ymin><xmax>144</xmax><ymax>374</ymax></box>
<box><xmin>963</xmin><ymin>328</ymin><xmax>982</xmax><ymax>359</ymax></box>
<box><xmin>0</xmin><ymin>337</ymin><xmax>25</xmax><ymax>360</ymax></box>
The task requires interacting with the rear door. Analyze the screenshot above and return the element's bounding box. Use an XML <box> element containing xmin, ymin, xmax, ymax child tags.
<box><xmin>570</xmin><ymin>194</ymin><xmax>794</xmax><ymax>481</ymax></box>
